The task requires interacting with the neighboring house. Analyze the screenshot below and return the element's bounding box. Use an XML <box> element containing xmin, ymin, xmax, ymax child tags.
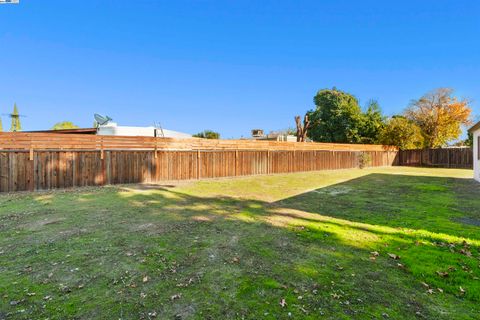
<box><xmin>96</xmin><ymin>122</ymin><xmax>192</xmax><ymax>139</ymax></box>
<box><xmin>26</xmin><ymin>122</ymin><xmax>192</xmax><ymax>139</ymax></box>
<box><xmin>251</xmin><ymin>129</ymin><xmax>297</xmax><ymax>142</ymax></box>
<box><xmin>469</xmin><ymin>121</ymin><xmax>480</xmax><ymax>182</ymax></box>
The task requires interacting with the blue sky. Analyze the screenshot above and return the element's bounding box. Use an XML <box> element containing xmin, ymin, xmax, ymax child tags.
<box><xmin>0</xmin><ymin>1</ymin><xmax>479</xmax><ymax>138</ymax></box>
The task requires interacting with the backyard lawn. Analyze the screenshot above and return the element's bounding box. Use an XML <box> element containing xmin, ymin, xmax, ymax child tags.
<box><xmin>1</xmin><ymin>167</ymin><xmax>479</xmax><ymax>319</ymax></box>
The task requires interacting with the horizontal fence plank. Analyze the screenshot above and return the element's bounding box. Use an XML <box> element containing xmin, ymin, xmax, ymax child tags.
<box><xmin>0</xmin><ymin>132</ymin><xmax>397</xmax><ymax>152</ymax></box>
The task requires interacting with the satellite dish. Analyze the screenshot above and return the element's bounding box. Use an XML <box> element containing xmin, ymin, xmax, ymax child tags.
<box><xmin>94</xmin><ymin>114</ymin><xmax>112</xmax><ymax>126</ymax></box>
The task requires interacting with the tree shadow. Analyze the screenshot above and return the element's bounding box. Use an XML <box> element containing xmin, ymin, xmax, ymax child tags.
<box><xmin>276</xmin><ymin>173</ymin><xmax>480</xmax><ymax>241</ymax></box>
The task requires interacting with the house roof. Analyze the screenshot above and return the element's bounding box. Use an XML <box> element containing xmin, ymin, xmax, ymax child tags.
<box><xmin>25</xmin><ymin>128</ymin><xmax>98</xmax><ymax>134</ymax></box>
<box><xmin>468</xmin><ymin>121</ymin><xmax>480</xmax><ymax>134</ymax></box>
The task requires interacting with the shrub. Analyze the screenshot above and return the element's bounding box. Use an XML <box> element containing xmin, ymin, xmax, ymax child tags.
<box><xmin>359</xmin><ymin>152</ymin><xmax>372</xmax><ymax>169</ymax></box>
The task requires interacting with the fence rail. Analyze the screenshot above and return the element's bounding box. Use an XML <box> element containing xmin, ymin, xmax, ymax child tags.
<box><xmin>0</xmin><ymin>132</ymin><xmax>396</xmax><ymax>152</ymax></box>
<box><xmin>397</xmin><ymin>148</ymin><xmax>473</xmax><ymax>169</ymax></box>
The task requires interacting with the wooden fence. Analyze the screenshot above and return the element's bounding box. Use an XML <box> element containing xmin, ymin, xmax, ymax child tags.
<box><xmin>0</xmin><ymin>133</ymin><xmax>398</xmax><ymax>192</ymax></box>
<box><xmin>0</xmin><ymin>150</ymin><xmax>399</xmax><ymax>192</ymax></box>
<box><xmin>397</xmin><ymin>148</ymin><xmax>473</xmax><ymax>169</ymax></box>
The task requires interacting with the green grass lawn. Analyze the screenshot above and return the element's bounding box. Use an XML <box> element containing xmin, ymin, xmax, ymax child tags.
<box><xmin>1</xmin><ymin>167</ymin><xmax>479</xmax><ymax>319</ymax></box>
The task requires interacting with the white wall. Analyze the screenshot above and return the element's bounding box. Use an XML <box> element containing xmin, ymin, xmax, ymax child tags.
<box><xmin>474</xmin><ymin>130</ymin><xmax>480</xmax><ymax>182</ymax></box>
<box><xmin>97</xmin><ymin>123</ymin><xmax>192</xmax><ymax>139</ymax></box>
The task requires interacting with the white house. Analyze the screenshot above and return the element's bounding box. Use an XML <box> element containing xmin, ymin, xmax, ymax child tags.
<box><xmin>469</xmin><ymin>121</ymin><xmax>480</xmax><ymax>182</ymax></box>
<box><xmin>97</xmin><ymin>122</ymin><xmax>192</xmax><ymax>139</ymax></box>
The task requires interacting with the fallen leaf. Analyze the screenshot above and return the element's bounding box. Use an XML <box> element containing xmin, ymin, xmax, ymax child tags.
<box><xmin>387</xmin><ymin>253</ymin><xmax>400</xmax><ymax>260</ymax></box>
<box><xmin>370</xmin><ymin>251</ymin><xmax>380</xmax><ymax>257</ymax></box>
<box><xmin>436</xmin><ymin>271</ymin><xmax>449</xmax><ymax>278</ymax></box>
<box><xmin>143</xmin><ymin>276</ymin><xmax>149</xmax><ymax>283</ymax></box>
<box><xmin>459</xmin><ymin>287</ymin><xmax>465</xmax><ymax>294</ymax></box>
<box><xmin>331</xmin><ymin>293</ymin><xmax>342</xmax><ymax>299</ymax></box>
<box><xmin>171</xmin><ymin>294</ymin><xmax>181</xmax><ymax>301</ymax></box>
<box><xmin>280</xmin><ymin>298</ymin><xmax>287</xmax><ymax>307</ymax></box>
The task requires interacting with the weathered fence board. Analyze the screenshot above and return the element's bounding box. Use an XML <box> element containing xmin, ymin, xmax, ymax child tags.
<box><xmin>397</xmin><ymin>148</ymin><xmax>472</xmax><ymax>169</ymax></box>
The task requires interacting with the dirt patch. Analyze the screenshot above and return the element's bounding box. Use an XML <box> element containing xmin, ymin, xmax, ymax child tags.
<box><xmin>123</xmin><ymin>181</ymin><xmax>194</xmax><ymax>191</ymax></box>
<box><xmin>130</xmin><ymin>222</ymin><xmax>167</xmax><ymax>235</ymax></box>
<box><xmin>312</xmin><ymin>186</ymin><xmax>352</xmax><ymax>196</ymax></box>
<box><xmin>192</xmin><ymin>215</ymin><xmax>213</xmax><ymax>222</ymax></box>
<box><xmin>23</xmin><ymin>217</ymin><xmax>66</xmax><ymax>231</ymax></box>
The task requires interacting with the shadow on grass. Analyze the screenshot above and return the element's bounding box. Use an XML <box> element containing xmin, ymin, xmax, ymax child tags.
<box><xmin>277</xmin><ymin>173</ymin><xmax>480</xmax><ymax>239</ymax></box>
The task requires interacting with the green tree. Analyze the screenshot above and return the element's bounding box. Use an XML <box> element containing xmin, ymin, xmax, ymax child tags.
<box><xmin>378</xmin><ymin>116</ymin><xmax>424</xmax><ymax>150</ymax></box>
<box><xmin>359</xmin><ymin>100</ymin><xmax>386</xmax><ymax>144</ymax></box>
<box><xmin>52</xmin><ymin>121</ymin><xmax>80</xmax><ymax>130</ymax></box>
<box><xmin>10</xmin><ymin>103</ymin><xmax>22</xmax><ymax>132</ymax></box>
<box><xmin>464</xmin><ymin>132</ymin><xmax>473</xmax><ymax>147</ymax></box>
<box><xmin>193</xmin><ymin>130</ymin><xmax>220</xmax><ymax>139</ymax></box>
<box><xmin>308</xmin><ymin>88</ymin><xmax>364</xmax><ymax>143</ymax></box>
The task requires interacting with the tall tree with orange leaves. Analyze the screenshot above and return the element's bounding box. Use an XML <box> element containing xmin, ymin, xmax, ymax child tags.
<box><xmin>405</xmin><ymin>88</ymin><xmax>472</xmax><ymax>148</ymax></box>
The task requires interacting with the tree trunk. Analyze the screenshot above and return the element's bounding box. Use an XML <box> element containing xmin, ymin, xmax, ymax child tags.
<box><xmin>295</xmin><ymin>114</ymin><xmax>311</xmax><ymax>142</ymax></box>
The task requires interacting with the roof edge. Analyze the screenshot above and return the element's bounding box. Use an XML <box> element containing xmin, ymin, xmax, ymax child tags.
<box><xmin>24</xmin><ymin>128</ymin><xmax>98</xmax><ymax>134</ymax></box>
<box><xmin>468</xmin><ymin>121</ymin><xmax>480</xmax><ymax>134</ymax></box>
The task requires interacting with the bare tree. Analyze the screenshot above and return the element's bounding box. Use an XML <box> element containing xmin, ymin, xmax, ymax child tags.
<box><xmin>295</xmin><ymin>114</ymin><xmax>311</xmax><ymax>142</ymax></box>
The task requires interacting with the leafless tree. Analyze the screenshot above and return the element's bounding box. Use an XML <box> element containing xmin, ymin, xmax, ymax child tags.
<box><xmin>295</xmin><ymin>114</ymin><xmax>310</xmax><ymax>142</ymax></box>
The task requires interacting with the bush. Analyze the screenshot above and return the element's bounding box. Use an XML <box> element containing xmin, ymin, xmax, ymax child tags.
<box><xmin>193</xmin><ymin>130</ymin><xmax>220</xmax><ymax>139</ymax></box>
<box><xmin>359</xmin><ymin>152</ymin><xmax>372</xmax><ymax>169</ymax></box>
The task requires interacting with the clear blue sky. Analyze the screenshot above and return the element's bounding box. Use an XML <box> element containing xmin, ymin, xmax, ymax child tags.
<box><xmin>0</xmin><ymin>1</ymin><xmax>479</xmax><ymax>138</ymax></box>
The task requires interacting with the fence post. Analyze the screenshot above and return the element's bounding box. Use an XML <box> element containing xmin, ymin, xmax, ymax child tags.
<box><xmin>447</xmin><ymin>148</ymin><xmax>451</xmax><ymax>168</ymax></box>
<box><xmin>267</xmin><ymin>150</ymin><xmax>270</xmax><ymax>174</ymax></box>
<box><xmin>197</xmin><ymin>150</ymin><xmax>201</xmax><ymax>179</ymax></box>
<box><xmin>293</xmin><ymin>150</ymin><xmax>296</xmax><ymax>172</ymax></box>
<box><xmin>235</xmin><ymin>150</ymin><xmax>238</xmax><ymax>176</ymax></box>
